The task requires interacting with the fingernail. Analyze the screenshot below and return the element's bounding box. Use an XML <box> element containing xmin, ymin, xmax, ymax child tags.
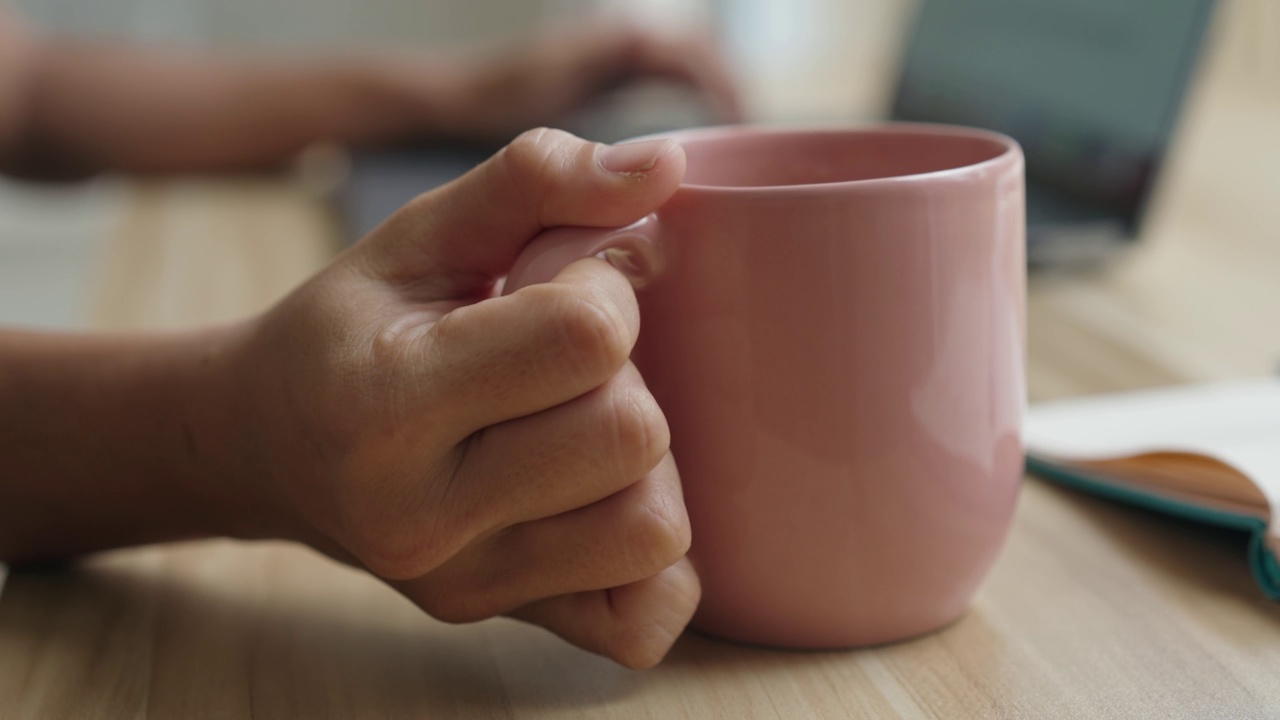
<box><xmin>598</xmin><ymin>139</ymin><xmax>672</xmax><ymax>176</ymax></box>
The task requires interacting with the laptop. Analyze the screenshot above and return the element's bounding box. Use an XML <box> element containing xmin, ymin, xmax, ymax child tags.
<box><xmin>339</xmin><ymin>0</ymin><xmax>1216</xmax><ymax>269</ymax></box>
<box><xmin>892</xmin><ymin>0</ymin><xmax>1216</xmax><ymax>266</ymax></box>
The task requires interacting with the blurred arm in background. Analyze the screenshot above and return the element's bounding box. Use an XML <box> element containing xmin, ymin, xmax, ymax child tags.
<box><xmin>0</xmin><ymin>5</ymin><xmax>740</xmax><ymax>180</ymax></box>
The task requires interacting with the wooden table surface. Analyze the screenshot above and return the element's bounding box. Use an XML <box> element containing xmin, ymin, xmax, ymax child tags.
<box><xmin>4</xmin><ymin>5</ymin><xmax>1280</xmax><ymax>718</ymax></box>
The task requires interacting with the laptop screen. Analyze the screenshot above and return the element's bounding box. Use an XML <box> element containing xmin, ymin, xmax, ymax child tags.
<box><xmin>891</xmin><ymin>0</ymin><xmax>1214</xmax><ymax>237</ymax></box>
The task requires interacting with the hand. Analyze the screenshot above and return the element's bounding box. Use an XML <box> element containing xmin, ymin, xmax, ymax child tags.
<box><xmin>222</xmin><ymin>129</ymin><xmax>697</xmax><ymax>668</ymax></box>
<box><xmin>429</xmin><ymin>19</ymin><xmax>743</xmax><ymax>141</ymax></box>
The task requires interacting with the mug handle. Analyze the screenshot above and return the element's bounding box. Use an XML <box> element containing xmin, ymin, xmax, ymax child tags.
<box><xmin>503</xmin><ymin>214</ymin><xmax>665</xmax><ymax>295</ymax></box>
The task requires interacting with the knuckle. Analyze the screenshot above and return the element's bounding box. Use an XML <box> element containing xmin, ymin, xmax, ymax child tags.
<box><xmin>339</xmin><ymin>488</ymin><xmax>457</xmax><ymax>581</ymax></box>
<box><xmin>367</xmin><ymin>319</ymin><xmax>432</xmax><ymax>404</ymax></box>
<box><xmin>553</xmin><ymin>284</ymin><xmax>633</xmax><ymax>377</ymax></box>
<box><xmin>610</xmin><ymin>633</ymin><xmax>670</xmax><ymax>671</ymax></box>
<box><xmin>517</xmin><ymin>282</ymin><xmax>632</xmax><ymax>383</ymax></box>
<box><xmin>369</xmin><ymin>321</ymin><xmax>407</xmax><ymax>368</ymax></box>
<box><xmin>349</xmin><ymin>524</ymin><xmax>438</xmax><ymax>581</ymax></box>
<box><xmin>620</xmin><ymin>480</ymin><xmax>691</xmax><ymax>574</ymax></box>
<box><xmin>425</xmin><ymin>304</ymin><xmax>472</xmax><ymax>362</ymax></box>
<box><xmin>606</xmin><ymin>563</ymin><xmax>700</xmax><ymax>670</ymax></box>
<box><xmin>337</xmin><ymin>451</ymin><xmax>500</xmax><ymax>585</ymax></box>
<box><xmin>604</xmin><ymin>380</ymin><xmax>670</xmax><ymax>477</ymax></box>
<box><xmin>503</xmin><ymin>127</ymin><xmax>579</xmax><ymax>192</ymax></box>
<box><xmin>607</xmin><ymin>598</ymin><xmax>694</xmax><ymax>670</ymax></box>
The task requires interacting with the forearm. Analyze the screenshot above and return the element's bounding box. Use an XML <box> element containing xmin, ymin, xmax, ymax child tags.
<box><xmin>0</xmin><ymin>326</ymin><xmax>269</xmax><ymax>562</ymax></box>
<box><xmin>8</xmin><ymin>37</ymin><xmax>459</xmax><ymax>177</ymax></box>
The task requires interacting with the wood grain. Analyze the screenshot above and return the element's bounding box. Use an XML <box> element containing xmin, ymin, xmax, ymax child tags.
<box><xmin>4</xmin><ymin>4</ymin><xmax>1280</xmax><ymax>718</ymax></box>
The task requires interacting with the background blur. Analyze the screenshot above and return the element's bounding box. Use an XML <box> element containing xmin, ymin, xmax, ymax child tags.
<box><xmin>0</xmin><ymin>0</ymin><xmax>918</xmax><ymax>328</ymax></box>
<box><xmin>0</xmin><ymin>0</ymin><xmax>1277</xmax><ymax>337</ymax></box>
<box><xmin>6</xmin><ymin>0</ymin><xmax>913</xmax><ymax>117</ymax></box>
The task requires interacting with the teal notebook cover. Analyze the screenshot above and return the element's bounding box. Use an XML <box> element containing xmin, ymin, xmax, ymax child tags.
<box><xmin>1027</xmin><ymin>456</ymin><xmax>1280</xmax><ymax>600</ymax></box>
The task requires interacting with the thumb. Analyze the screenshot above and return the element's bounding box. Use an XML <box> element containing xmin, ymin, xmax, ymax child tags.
<box><xmin>356</xmin><ymin>128</ymin><xmax>685</xmax><ymax>299</ymax></box>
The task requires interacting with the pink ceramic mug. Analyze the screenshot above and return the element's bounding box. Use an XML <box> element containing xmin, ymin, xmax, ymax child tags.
<box><xmin>505</xmin><ymin>124</ymin><xmax>1026</xmax><ymax>648</ymax></box>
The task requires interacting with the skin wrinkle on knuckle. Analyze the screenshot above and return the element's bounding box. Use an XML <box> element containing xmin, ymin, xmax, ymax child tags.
<box><xmin>556</xmin><ymin>284</ymin><xmax>630</xmax><ymax>382</ymax></box>
<box><xmin>422</xmin><ymin>308</ymin><xmax>464</xmax><ymax>377</ymax></box>
<box><xmin>366</xmin><ymin>320</ymin><xmax>431</xmax><ymax>416</ymax></box>
<box><xmin>634</xmin><ymin>476</ymin><xmax>691</xmax><ymax>565</ymax></box>
<box><xmin>535</xmin><ymin>162</ymin><xmax>572</xmax><ymax>225</ymax></box>
<box><xmin>505</xmin><ymin>282</ymin><xmax>616</xmax><ymax>394</ymax></box>
<box><xmin>615</xmin><ymin>380</ymin><xmax>669</xmax><ymax>475</ymax></box>
<box><xmin>511</xmin><ymin>126</ymin><xmax>589</xmax><ymax>224</ymax></box>
<box><xmin>602</xmin><ymin>384</ymin><xmax>650</xmax><ymax>483</ymax></box>
<box><xmin>505</xmin><ymin>127</ymin><xmax>564</xmax><ymax>222</ymax></box>
<box><xmin>610</xmin><ymin>570</ymin><xmax>698</xmax><ymax>669</ymax></box>
<box><xmin>485</xmin><ymin>130</ymin><xmax>543</xmax><ymax>231</ymax></box>
<box><xmin>592</xmin><ymin>492</ymin><xmax>677</xmax><ymax>585</ymax></box>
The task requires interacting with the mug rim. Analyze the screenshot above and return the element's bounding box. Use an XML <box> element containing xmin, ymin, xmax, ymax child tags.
<box><xmin>634</xmin><ymin>122</ymin><xmax>1022</xmax><ymax>195</ymax></box>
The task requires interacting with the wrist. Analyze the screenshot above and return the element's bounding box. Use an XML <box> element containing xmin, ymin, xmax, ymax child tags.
<box><xmin>171</xmin><ymin>320</ymin><xmax>288</xmax><ymax>542</ymax></box>
<box><xmin>202</xmin><ymin>309</ymin><xmax>361</xmax><ymax>554</ymax></box>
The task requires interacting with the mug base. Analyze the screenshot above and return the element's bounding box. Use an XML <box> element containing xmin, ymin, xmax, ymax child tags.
<box><xmin>685</xmin><ymin>607</ymin><xmax>970</xmax><ymax>652</ymax></box>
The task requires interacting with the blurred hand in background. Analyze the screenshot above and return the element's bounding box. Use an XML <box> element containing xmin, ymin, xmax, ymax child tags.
<box><xmin>426</xmin><ymin>19</ymin><xmax>742</xmax><ymax>141</ymax></box>
<box><xmin>0</xmin><ymin>5</ymin><xmax>740</xmax><ymax>179</ymax></box>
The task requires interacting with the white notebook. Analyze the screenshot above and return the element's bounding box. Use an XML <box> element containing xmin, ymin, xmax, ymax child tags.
<box><xmin>1026</xmin><ymin>378</ymin><xmax>1280</xmax><ymax>599</ymax></box>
